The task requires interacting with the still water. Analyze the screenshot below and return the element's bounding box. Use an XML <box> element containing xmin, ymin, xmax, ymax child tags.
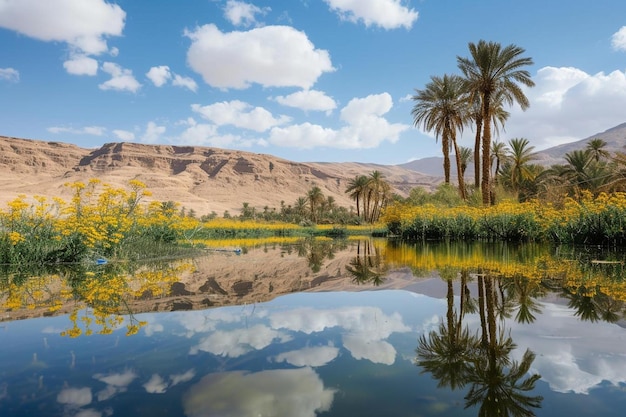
<box><xmin>1</xmin><ymin>239</ymin><xmax>626</xmax><ymax>416</ymax></box>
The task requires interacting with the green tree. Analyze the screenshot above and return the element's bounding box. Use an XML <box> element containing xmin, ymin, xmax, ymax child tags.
<box><xmin>411</xmin><ymin>74</ymin><xmax>468</xmax><ymax>199</ymax></box>
<box><xmin>505</xmin><ymin>137</ymin><xmax>537</xmax><ymax>196</ymax></box>
<box><xmin>457</xmin><ymin>40</ymin><xmax>535</xmax><ymax>205</ymax></box>
<box><xmin>345</xmin><ymin>175</ymin><xmax>369</xmax><ymax>219</ymax></box>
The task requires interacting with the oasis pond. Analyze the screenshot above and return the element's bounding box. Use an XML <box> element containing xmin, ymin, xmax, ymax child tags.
<box><xmin>1</xmin><ymin>238</ymin><xmax>626</xmax><ymax>417</ymax></box>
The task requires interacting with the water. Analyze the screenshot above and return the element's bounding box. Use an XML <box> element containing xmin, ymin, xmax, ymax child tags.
<box><xmin>1</xmin><ymin>239</ymin><xmax>626</xmax><ymax>416</ymax></box>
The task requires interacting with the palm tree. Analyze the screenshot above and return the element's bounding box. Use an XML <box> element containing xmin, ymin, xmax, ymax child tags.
<box><xmin>457</xmin><ymin>40</ymin><xmax>535</xmax><ymax>205</ymax></box>
<box><xmin>345</xmin><ymin>175</ymin><xmax>369</xmax><ymax>219</ymax></box>
<box><xmin>459</xmin><ymin>146</ymin><xmax>473</xmax><ymax>181</ymax></box>
<box><xmin>506</xmin><ymin>137</ymin><xmax>537</xmax><ymax>195</ymax></box>
<box><xmin>470</xmin><ymin>91</ymin><xmax>510</xmax><ymax>188</ymax></box>
<box><xmin>307</xmin><ymin>186</ymin><xmax>325</xmax><ymax>223</ymax></box>
<box><xmin>491</xmin><ymin>140</ymin><xmax>510</xmax><ymax>184</ymax></box>
<box><xmin>412</xmin><ymin>74</ymin><xmax>468</xmax><ymax>199</ymax></box>
<box><xmin>586</xmin><ymin>138</ymin><xmax>610</xmax><ymax>162</ymax></box>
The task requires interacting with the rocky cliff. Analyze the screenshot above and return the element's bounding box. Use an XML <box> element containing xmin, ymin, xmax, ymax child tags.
<box><xmin>0</xmin><ymin>136</ymin><xmax>441</xmax><ymax>215</ymax></box>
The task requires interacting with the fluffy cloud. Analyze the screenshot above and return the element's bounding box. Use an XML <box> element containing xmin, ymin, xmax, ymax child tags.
<box><xmin>48</xmin><ymin>125</ymin><xmax>106</xmax><ymax>135</ymax></box>
<box><xmin>113</xmin><ymin>129</ymin><xmax>136</xmax><ymax>141</ymax></box>
<box><xmin>324</xmin><ymin>0</ymin><xmax>418</xmax><ymax>30</ymax></box>
<box><xmin>140</xmin><ymin>121</ymin><xmax>166</xmax><ymax>143</ymax></box>
<box><xmin>504</xmin><ymin>66</ymin><xmax>626</xmax><ymax>149</ymax></box>
<box><xmin>274</xmin><ymin>346</ymin><xmax>340</xmax><ymax>367</ymax></box>
<box><xmin>144</xmin><ymin>374</ymin><xmax>168</xmax><ymax>394</ymax></box>
<box><xmin>56</xmin><ymin>387</ymin><xmax>92</xmax><ymax>407</ymax></box>
<box><xmin>189</xmin><ymin>324</ymin><xmax>291</xmax><ymax>357</ymax></box>
<box><xmin>191</xmin><ymin>100</ymin><xmax>290</xmax><ymax>132</ymax></box>
<box><xmin>172</xmin><ymin>74</ymin><xmax>198</xmax><ymax>92</ymax></box>
<box><xmin>99</xmin><ymin>62</ymin><xmax>141</xmax><ymax>93</ymax></box>
<box><xmin>273</xmin><ymin>90</ymin><xmax>337</xmax><ymax>113</ymax></box>
<box><xmin>183</xmin><ymin>368</ymin><xmax>334</xmax><ymax>417</ymax></box>
<box><xmin>93</xmin><ymin>369</ymin><xmax>138</xmax><ymax>401</ymax></box>
<box><xmin>0</xmin><ymin>0</ymin><xmax>125</xmax><ymax>57</ymax></box>
<box><xmin>611</xmin><ymin>26</ymin><xmax>626</xmax><ymax>51</ymax></box>
<box><xmin>63</xmin><ymin>55</ymin><xmax>99</xmax><ymax>76</ymax></box>
<box><xmin>185</xmin><ymin>24</ymin><xmax>334</xmax><ymax>89</ymax></box>
<box><xmin>0</xmin><ymin>67</ymin><xmax>19</xmax><ymax>82</ymax></box>
<box><xmin>146</xmin><ymin>66</ymin><xmax>172</xmax><ymax>87</ymax></box>
<box><xmin>224</xmin><ymin>0</ymin><xmax>270</xmax><ymax>27</ymax></box>
<box><xmin>269</xmin><ymin>93</ymin><xmax>409</xmax><ymax>149</ymax></box>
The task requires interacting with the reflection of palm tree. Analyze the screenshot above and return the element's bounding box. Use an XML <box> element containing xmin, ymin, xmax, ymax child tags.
<box><xmin>417</xmin><ymin>275</ymin><xmax>480</xmax><ymax>389</ymax></box>
<box><xmin>466</xmin><ymin>275</ymin><xmax>543</xmax><ymax>417</ymax></box>
<box><xmin>345</xmin><ymin>240</ymin><xmax>386</xmax><ymax>286</ymax></box>
<box><xmin>464</xmin><ymin>348</ymin><xmax>542</xmax><ymax>417</ymax></box>
<box><xmin>506</xmin><ymin>276</ymin><xmax>544</xmax><ymax>324</ymax></box>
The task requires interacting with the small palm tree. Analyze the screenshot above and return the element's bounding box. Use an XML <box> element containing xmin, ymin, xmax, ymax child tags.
<box><xmin>345</xmin><ymin>175</ymin><xmax>369</xmax><ymax>219</ymax></box>
<box><xmin>507</xmin><ymin>137</ymin><xmax>537</xmax><ymax>195</ymax></box>
<box><xmin>586</xmin><ymin>138</ymin><xmax>610</xmax><ymax>162</ymax></box>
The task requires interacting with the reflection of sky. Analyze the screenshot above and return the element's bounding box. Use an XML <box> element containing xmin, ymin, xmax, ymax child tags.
<box><xmin>183</xmin><ymin>367</ymin><xmax>334</xmax><ymax>417</ymax></box>
<box><xmin>3</xmin><ymin>288</ymin><xmax>626</xmax><ymax>416</ymax></box>
<box><xmin>505</xmin><ymin>302</ymin><xmax>626</xmax><ymax>394</ymax></box>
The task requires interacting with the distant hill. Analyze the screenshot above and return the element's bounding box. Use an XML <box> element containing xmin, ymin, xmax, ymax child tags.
<box><xmin>0</xmin><ymin>136</ymin><xmax>442</xmax><ymax>215</ymax></box>
<box><xmin>399</xmin><ymin>122</ymin><xmax>626</xmax><ymax>175</ymax></box>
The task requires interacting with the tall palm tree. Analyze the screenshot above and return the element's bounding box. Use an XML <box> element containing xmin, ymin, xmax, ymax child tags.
<box><xmin>459</xmin><ymin>146</ymin><xmax>473</xmax><ymax>180</ymax></box>
<box><xmin>412</xmin><ymin>74</ymin><xmax>468</xmax><ymax>199</ymax></box>
<box><xmin>345</xmin><ymin>175</ymin><xmax>369</xmax><ymax>219</ymax></box>
<box><xmin>470</xmin><ymin>91</ymin><xmax>510</xmax><ymax>188</ymax></box>
<box><xmin>457</xmin><ymin>40</ymin><xmax>535</xmax><ymax>205</ymax></box>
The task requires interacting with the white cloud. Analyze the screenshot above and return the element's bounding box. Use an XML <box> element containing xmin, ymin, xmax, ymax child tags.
<box><xmin>74</xmin><ymin>409</ymin><xmax>102</xmax><ymax>417</ymax></box>
<box><xmin>191</xmin><ymin>100</ymin><xmax>290</xmax><ymax>132</ymax></box>
<box><xmin>189</xmin><ymin>324</ymin><xmax>291</xmax><ymax>357</ymax></box>
<box><xmin>170</xmin><ymin>369</ymin><xmax>196</xmax><ymax>387</ymax></box>
<box><xmin>99</xmin><ymin>62</ymin><xmax>141</xmax><ymax>93</ymax></box>
<box><xmin>611</xmin><ymin>26</ymin><xmax>626</xmax><ymax>51</ymax></box>
<box><xmin>172</xmin><ymin>74</ymin><xmax>198</xmax><ymax>92</ymax></box>
<box><xmin>63</xmin><ymin>55</ymin><xmax>98</xmax><ymax>76</ymax></box>
<box><xmin>94</xmin><ymin>369</ymin><xmax>138</xmax><ymax>387</ymax></box>
<box><xmin>324</xmin><ymin>0</ymin><xmax>418</xmax><ymax>30</ymax></box>
<box><xmin>48</xmin><ymin>125</ymin><xmax>106</xmax><ymax>135</ymax></box>
<box><xmin>178</xmin><ymin>122</ymin><xmax>257</xmax><ymax>148</ymax></box>
<box><xmin>0</xmin><ymin>67</ymin><xmax>19</xmax><ymax>82</ymax></box>
<box><xmin>343</xmin><ymin>335</ymin><xmax>396</xmax><ymax>364</ymax></box>
<box><xmin>0</xmin><ymin>0</ymin><xmax>125</xmax><ymax>56</ymax></box>
<box><xmin>185</xmin><ymin>24</ymin><xmax>334</xmax><ymax>89</ymax></box>
<box><xmin>274</xmin><ymin>346</ymin><xmax>340</xmax><ymax>367</ymax></box>
<box><xmin>140</xmin><ymin>121</ymin><xmax>166</xmax><ymax>143</ymax></box>
<box><xmin>113</xmin><ymin>129</ymin><xmax>136</xmax><ymax>141</ymax></box>
<box><xmin>57</xmin><ymin>387</ymin><xmax>92</xmax><ymax>407</ymax></box>
<box><xmin>224</xmin><ymin>0</ymin><xmax>270</xmax><ymax>27</ymax></box>
<box><xmin>504</xmin><ymin>66</ymin><xmax>626</xmax><ymax>149</ymax></box>
<box><xmin>146</xmin><ymin>65</ymin><xmax>172</xmax><ymax>87</ymax></box>
<box><xmin>269</xmin><ymin>92</ymin><xmax>409</xmax><ymax>149</ymax></box>
<box><xmin>183</xmin><ymin>368</ymin><xmax>335</xmax><ymax>417</ymax></box>
<box><xmin>144</xmin><ymin>374</ymin><xmax>168</xmax><ymax>394</ymax></box>
<box><xmin>273</xmin><ymin>90</ymin><xmax>337</xmax><ymax>113</ymax></box>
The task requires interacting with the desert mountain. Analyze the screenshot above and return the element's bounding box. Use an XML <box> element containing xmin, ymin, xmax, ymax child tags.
<box><xmin>398</xmin><ymin>122</ymin><xmax>626</xmax><ymax>176</ymax></box>
<box><xmin>0</xmin><ymin>136</ymin><xmax>442</xmax><ymax>215</ymax></box>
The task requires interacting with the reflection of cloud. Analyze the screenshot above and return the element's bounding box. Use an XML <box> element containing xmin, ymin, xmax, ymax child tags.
<box><xmin>57</xmin><ymin>387</ymin><xmax>92</xmax><ymax>407</ymax></box>
<box><xmin>189</xmin><ymin>324</ymin><xmax>291</xmax><ymax>357</ymax></box>
<box><xmin>270</xmin><ymin>306</ymin><xmax>409</xmax><ymax>364</ymax></box>
<box><xmin>170</xmin><ymin>369</ymin><xmax>196</xmax><ymax>387</ymax></box>
<box><xmin>343</xmin><ymin>335</ymin><xmax>396</xmax><ymax>365</ymax></box>
<box><xmin>93</xmin><ymin>369</ymin><xmax>137</xmax><ymax>400</ymax></box>
<box><xmin>144</xmin><ymin>323</ymin><xmax>164</xmax><ymax>336</ymax></box>
<box><xmin>75</xmin><ymin>409</ymin><xmax>102</xmax><ymax>417</ymax></box>
<box><xmin>274</xmin><ymin>346</ymin><xmax>339</xmax><ymax>367</ymax></box>
<box><xmin>507</xmin><ymin>302</ymin><xmax>626</xmax><ymax>394</ymax></box>
<box><xmin>144</xmin><ymin>374</ymin><xmax>168</xmax><ymax>394</ymax></box>
<box><xmin>183</xmin><ymin>367</ymin><xmax>334</xmax><ymax>417</ymax></box>
<box><xmin>175</xmin><ymin>309</ymin><xmax>244</xmax><ymax>337</ymax></box>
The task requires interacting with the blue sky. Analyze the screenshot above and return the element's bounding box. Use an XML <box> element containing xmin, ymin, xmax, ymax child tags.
<box><xmin>1</xmin><ymin>0</ymin><xmax>626</xmax><ymax>165</ymax></box>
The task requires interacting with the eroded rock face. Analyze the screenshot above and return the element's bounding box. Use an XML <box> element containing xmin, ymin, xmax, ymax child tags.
<box><xmin>0</xmin><ymin>136</ymin><xmax>440</xmax><ymax>216</ymax></box>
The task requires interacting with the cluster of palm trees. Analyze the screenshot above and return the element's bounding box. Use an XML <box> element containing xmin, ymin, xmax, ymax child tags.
<box><xmin>490</xmin><ymin>137</ymin><xmax>626</xmax><ymax>202</ymax></box>
<box><xmin>345</xmin><ymin>170</ymin><xmax>391</xmax><ymax>223</ymax></box>
<box><xmin>411</xmin><ymin>40</ymin><xmax>535</xmax><ymax>205</ymax></box>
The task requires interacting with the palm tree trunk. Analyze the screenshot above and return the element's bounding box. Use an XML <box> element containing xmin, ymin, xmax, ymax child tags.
<box><xmin>453</xmin><ymin>137</ymin><xmax>467</xmax><ymax>200</ymax></box>
<box><xmin>481</xmin><ymin>95</ymin><xmax>492</xmax><ymax>205</ymax></box>
<box><xmin>474</xmin><ymin>118</ymin><xmax>482</xmax><ymax>189</ymax></box>
<box><xmin>443</xmin><ymin>134</ymin><xmax>451</xmax><ymax>184</ymax></box>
